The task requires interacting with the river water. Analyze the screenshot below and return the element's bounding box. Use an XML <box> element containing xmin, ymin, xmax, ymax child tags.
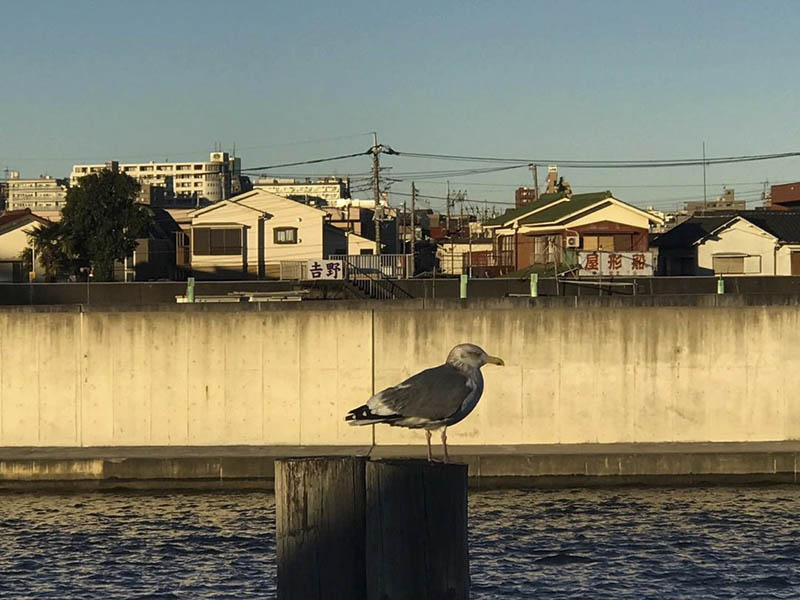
<box><xmin>1</xmin><ymin>486</ymin><xmax>799</xmax><ymax>599</ymax></box>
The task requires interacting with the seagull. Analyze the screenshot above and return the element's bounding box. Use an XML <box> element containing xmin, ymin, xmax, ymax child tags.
<box><xmin>345</xmin><ymin>343</ymin><xmax>504</xmax><ymax>462</ymax></box>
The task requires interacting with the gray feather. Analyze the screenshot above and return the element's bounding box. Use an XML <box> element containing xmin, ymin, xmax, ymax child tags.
<box><xmin>368</xmin><ymin>363</ymin><xmax>473</xmax><ymax>421</ymax></box>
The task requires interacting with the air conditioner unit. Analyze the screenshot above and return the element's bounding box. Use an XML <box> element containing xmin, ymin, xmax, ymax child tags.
<box><xmin>565</xmin><ymin>235</ymin><xmax>580</xmax><ymax>248</ymax></box>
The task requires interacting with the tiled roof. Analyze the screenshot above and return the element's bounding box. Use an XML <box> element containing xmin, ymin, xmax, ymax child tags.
<box><xmin>485</xmin><ymin>191</ymin><xmax>617</xmax><ymax>228</ymax></box>
<box><xmin>484</xmin><ymin>192</ymin><xmax>569</xmax><ymax>227</ymax></box>
<box><xmin>0</xmin><ymin>209</ymin><xmax>50</xmax><ymax>235</ymax></box>
<box><xmin>652</xmin><ymin>210</ymin><xmax>800</xmax><ymax>248</ymax></box>
<box><xmin>519</xmin><ymin>191</ymin><xmax>614</xmax><ymax>225</ymax></box>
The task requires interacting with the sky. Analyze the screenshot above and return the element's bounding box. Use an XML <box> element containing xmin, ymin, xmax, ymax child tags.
<box><xmin>2</xmin><ymin>0</ymin><xmax>800</xmax><ymax>214</ymax></box>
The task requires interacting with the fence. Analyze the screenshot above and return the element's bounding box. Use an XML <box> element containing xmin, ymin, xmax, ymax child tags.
<box><xmin>330</xmin><ymin>254</ymin><xmax>413</xmax><ymax>279</ymax></box>
<box><xmin>276</xmin><ymin>261</ymin><xmax>308</xmax><ymax>281</ymax></box>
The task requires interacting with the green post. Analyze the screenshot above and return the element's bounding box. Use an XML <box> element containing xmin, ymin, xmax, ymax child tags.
<box><xmin>530</xmin><ymin>273</ymin><xmax>538</xmax><ymax>297</ymax></box>
<box><xmin>716</xmin><ymin>277</ymin><xmax>724</xmax><ymax>295</ymax></box>
<box><xmin>187</xmin><ymin>276</ymin><xmax>196</xmax><ymax>303</ymax></box>
<box><xmin>460</xmin><ymin>273</ymin><xmax>468</xmax><ymax>299</ymax></box>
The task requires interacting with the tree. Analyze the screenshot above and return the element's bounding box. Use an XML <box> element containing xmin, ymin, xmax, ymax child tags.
<box><xmin>29</xmin><ymin>170</ymin><xmax>152</xmax><ymax>281</ymax></box>
<box><xmin>25</xmin><ymin>220</ymin><xmax>72</xmax><ymax>281</ymax></box>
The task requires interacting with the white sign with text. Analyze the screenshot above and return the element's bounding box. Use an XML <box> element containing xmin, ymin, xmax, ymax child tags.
<box><xmin>578</xmin><ymin>251</ymin><xmax>654</xmax><ymax>277</ymax></box>
<box><xmin>306</xmin><ymin>260</ymin><xmax>344</xmax><ymax>280</ymax></box>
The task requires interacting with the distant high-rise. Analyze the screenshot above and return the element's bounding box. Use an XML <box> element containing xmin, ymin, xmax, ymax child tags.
<box><xmin>6</xmin><ymin>172</ymin><xmax>68</xmax><ymax>212</ymax></box>
<box><xmin>686</xmin><ymin>188</ymin><xmax>745</xmax><ymax>214</ymax></box>
<box><xmin>71</xmin><ymin>152</ymin><xmax>238</xmax><ymax>205</ymax></box>
<box><xmin>514</xmin><ymin>187</ymin><xmax>538</xmax><ymax>208</ymax></box>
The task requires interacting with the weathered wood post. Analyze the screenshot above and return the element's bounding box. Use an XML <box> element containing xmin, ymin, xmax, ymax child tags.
<box><xmin>275</xmin><ymin>457</ymin><xmax>469</xmax><ymax>600</ymax></box>
<box><xmin>366</xmin><ymin>459</ymin><xmax>469</xmax><ymax>600</ymax></box>
<box><xmin>275</xmin><ymin>457</ymin><xmax>367</xmax><ymax>600</ymax></box>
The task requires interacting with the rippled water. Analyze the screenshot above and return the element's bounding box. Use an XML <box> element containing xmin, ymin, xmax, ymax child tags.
<box><xmin>2</xmin><ymin>486</ymin><xmax>800</xmax><ymax>598</ymax></box>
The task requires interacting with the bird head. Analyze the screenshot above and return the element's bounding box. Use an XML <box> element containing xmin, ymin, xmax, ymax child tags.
<box><xmin>446</xmin><ymin>343</ymin><xmax>505</xmax><ymax>370</ymax></box>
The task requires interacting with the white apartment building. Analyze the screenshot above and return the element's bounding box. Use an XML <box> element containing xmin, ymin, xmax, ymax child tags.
<box><xmin>253</xmin><ymin>177</ymin><xmax>350</xmax><ymax>204</ymax></box>
<box><xmin>6</xmin><ymin>172</ymin><xmax>68</xmax><ymax>212</ymax></box>
<box><xmin>71</xmin><ymin>152</ymin><xmax>235</xmax><ymax>204</ymax></box>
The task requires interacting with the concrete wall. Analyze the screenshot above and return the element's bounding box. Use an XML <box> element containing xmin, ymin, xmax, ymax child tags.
<box><xmin>1</xmin><ymin>303</ymin><xmax>799</xmax><ymax>447</ymax></box>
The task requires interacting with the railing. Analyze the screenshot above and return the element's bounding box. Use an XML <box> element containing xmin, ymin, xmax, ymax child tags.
<box><xmin>278</xmin><ymin>260</ymin><xmax>308</xmax><ymax>280</ymax></box>
<box><xmin>330</xmin><ymin>254</ymin><xmax>414</xmax><ymax>279</ymax></box>
<box><xmin>341</xmin><ymin>258</ymin><xmax>414</xmax><ymax>300</ymax></box>
<box><xmin>461</xmin><ymin>251</ymin><xmax>515</xmax><ymax>277</ymax></box>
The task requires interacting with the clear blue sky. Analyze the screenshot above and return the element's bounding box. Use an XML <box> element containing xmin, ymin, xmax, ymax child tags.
<box><xmin>2</xmin><ymin>0</ymin><xmax>799</xmax><ymax>213</ymax></box>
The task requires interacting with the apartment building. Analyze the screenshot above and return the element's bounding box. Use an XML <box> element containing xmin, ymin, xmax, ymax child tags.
<box><xmin>253</xmin><ymin>177</ymin><xmax>350</xmax><ymax>204</ymax></box>
<box><xmin>71</xmin><ymin>152</ymin><xmax>237</xmax><ymax>204</ymax></box>
<box><xmin>6</xmin><ymin>172</ymin><xmax>68</xmax><ymax>212</ymax></box>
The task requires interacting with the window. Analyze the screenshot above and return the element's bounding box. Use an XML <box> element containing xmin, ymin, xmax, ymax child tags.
<box><xmin>582</xmin><ymin>235</ymin><xmax>628</xmax><ymax>251</ymax></box>
<box><xmin>274</xmin><ymin>227</ymin><xmax>298</xmax><ymax>244</ymax></box>
<box><xmin>193</xmin><ymin>227</ymin><xmax>242</xmax><ymax>255</ymax></box>
<box><xmin>713</xmin><ymin>256</ymin><xmax>744</xmax><ymax>274</ymax></box>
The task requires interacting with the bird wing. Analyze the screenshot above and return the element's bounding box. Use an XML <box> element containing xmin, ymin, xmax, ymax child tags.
<box><xmin>367</xmin><ymin>363</ymin><xmax>474</xmax><ymax>421</ymax></box>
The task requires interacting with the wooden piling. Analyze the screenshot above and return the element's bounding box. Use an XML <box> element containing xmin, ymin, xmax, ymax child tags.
<box><xmin>365</xmin><ymin>459</ymin><xmax>469</xmax><ymax>600</ymax></box>
<box><xmin>275</xmin><ymin>456</ymin><xmax>367</xmax><ymax>600</ymax></box>
<box><xmin>275</xmin><ymin>457</ymin><xmax>469</xmax><ymax>600</ymax></box>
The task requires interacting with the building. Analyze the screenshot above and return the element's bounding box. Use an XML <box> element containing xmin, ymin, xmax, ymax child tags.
<box><xmin>484</xmin><ymin>190</ymin><xmax>663</xmax><ymax>272</ymax></box>
<box><xmin>769</xmin><ymin>182</ymin><xmax>800</xmax><ymax>210</ymax></box>
<box><xmin>0</xmin><ymin>179</ymin><xmax>7</xmax><ymax>211</ymax></box>
<box><xmin>652</xmin><ymin>211</ymin><xmax>800</xmax><ymax>276</ymax></box>
<box><xmin>437</xmin><ymin>238</ymin><xmax>494</xmax><ymax>275</ymax></box>
<box><xmin>253</xmin><ymin>177</ymin><xmax>350</xmax><ymax>204</ymax></box>
<box><xmin>6</xmin><ymin>173</ymin><xmax>68</xmax><ymax>213</ymax></box>
<box><xmin>0</xmin><ymin>209</ymin><xmax>51</xmax><ymax>281</ymax></box>
<box><xmin>185</xmin><ymin>188</ymin><xmax>346</xmax><ymax>279</ymax></box>
<box><xmin>71</xmin><ymin>152</ymin><xmax>238</xmax><ymax>205</ymax></box>
<box><xmin>515</xmin><ymin>187</ymin><xmax>539</xmax><ymax>208</ymax></box>
<box><xmin>685</xmin><ymin>189</ymin><xmax>745</xmax><ymax>214</ymax></box>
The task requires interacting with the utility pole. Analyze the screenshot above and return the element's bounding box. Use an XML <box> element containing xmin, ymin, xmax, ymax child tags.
<box><xmin>702</xmin><ymin>141</ymin><xmax>707</xmax><ymax>213</ymax></box>
<box><xmin>372</xmin><ymin>132</ymin><xmax>382</xmax><ymax>255</ymax></box>
<box><xmin>402</xmin><ymin>201</ymin><xmax>407</xmax><ymax>252</ymax></box>
<box><xmin>529</xmin><ymin>164</ymin><xmax>539</xmax><ymax>201</ymax></box>
<box><xmin>445</xmin><ymin>180</ymin><xmax>451</xmax><ymax>234</ymax></box>
<box><xmin>410</xmin><ymin>182</ymin><xmax>417</xmax><ymax>251</ymax></box>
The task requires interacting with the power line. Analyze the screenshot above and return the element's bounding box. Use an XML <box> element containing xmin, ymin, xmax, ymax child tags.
<box><xmin>393</xmin><ymin>149</ymin><xmax>800</xmax><ymax>168</ymax></box>
<box><xmin>240</xmin><ymin>150</ymin><xmax>371</xmax><ymax>172</ymax></box>
<box><xmin>390</xmin><ymin>190</ymin><xmax>514</xmax><ymax>206</ymax></box>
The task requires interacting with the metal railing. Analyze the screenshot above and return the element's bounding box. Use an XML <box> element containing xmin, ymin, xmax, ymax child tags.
<box><xmin>329</xmin><ymin>254</ymin><xmax>414</xmax><ymax>279</ymax></box>
<box><xmin>277</xmin><ymin>260</ymin><xmax>308</xmax><ymax>280</ymax></box>
<box><xmin>341</xmin><ymin>258</ymin><xmax>414</xmax><ymax>300</ymax></box>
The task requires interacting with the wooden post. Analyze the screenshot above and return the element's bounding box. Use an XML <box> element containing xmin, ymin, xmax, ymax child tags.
<box><xmin>275</xmin><ymin>457</ymin><xmax>367</xmax><ymax>600</ymax></box>
<box><xmin>366</xmin><ymin>459</ymin><xmax>469</xmax><ymax>600</ymax></box>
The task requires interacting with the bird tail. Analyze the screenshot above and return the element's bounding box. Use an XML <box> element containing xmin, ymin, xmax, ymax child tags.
<box><xmin>345</xmin><ymin>404</ymin><xmax>401</xmax><ymax>426</ymax></box>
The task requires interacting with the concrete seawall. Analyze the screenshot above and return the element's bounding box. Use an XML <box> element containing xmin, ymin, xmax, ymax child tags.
<box><xmin>1</xmin><ymin>299</ymin><xmax>799</xmax><ymax>486</ymax></box>
<box><xmin>2</xmin><ymin>443</ymin><xmax>800</xmax><ymax>490</ymax></box>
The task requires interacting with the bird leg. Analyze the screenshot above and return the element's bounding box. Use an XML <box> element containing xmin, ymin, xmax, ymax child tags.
<box><xmin>441</xmin><ymin>427</ymin><xmax>449</xmax><ymax>464</ymax></box>
<box><xmin>425</xmin><ymin>430</ymin><xmax>433</xmax><ymax>462</ymax></box>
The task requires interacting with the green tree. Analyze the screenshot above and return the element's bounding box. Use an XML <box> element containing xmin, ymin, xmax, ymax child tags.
<box><xmin>25</xmin><ymin>220</ymin><xmax>72</xmax><ymax>281</ymax></box>
<box><xmin>45</xmin><ymin>170</ymin><xmax>151</xmax><ymax>281</ymax></box>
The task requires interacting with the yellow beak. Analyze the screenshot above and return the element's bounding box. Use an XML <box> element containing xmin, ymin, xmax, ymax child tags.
<box><xmin>485</xmin><ymin>355</ymin><xmax>505</xmax><ymax>366</ymax></box>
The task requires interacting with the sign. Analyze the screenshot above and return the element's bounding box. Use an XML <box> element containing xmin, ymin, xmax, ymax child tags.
<box><xmin>578</xmin><ymin>251</ymin><xmax>653</xmax><ymax>277</ymax></box>
<box><xmin>306</xmin><ymin>260</ymin><xmax>344</xmax><ymax>280</ymax></box>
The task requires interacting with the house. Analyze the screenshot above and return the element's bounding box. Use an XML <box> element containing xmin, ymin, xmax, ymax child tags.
<box><xmin>652</xmin><ymin>211</ymin><xmax>800</xmax><ymax>276</ymax></box>
<box><xmin>484</xmin><ymin>190</ymin><xmax>663</xmax><ymax>271</ymax></box>
<box><xmin>113</xmin><ymin>207</ymin><xmax>183</xmax><ymax>281</ymax></box>
<box><xmin>186</xmin><ymin>188</ymin><xmax>346</xmax><ymax>279</ymax></box>
<box><xmin>437</xmin><ymin>238</ymin><xmax>494</xmax><ymax>275</ymax></box>
<box><xmin>0</xmin><ymin>209</ymin><xmax>51</xmax><ymax>281</ymax></box>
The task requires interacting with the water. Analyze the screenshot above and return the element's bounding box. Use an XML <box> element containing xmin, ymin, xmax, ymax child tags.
<box><xmin>1</xmin><ymin>486</ymin><xmax>799</xmax><ymax>598</ymax></box>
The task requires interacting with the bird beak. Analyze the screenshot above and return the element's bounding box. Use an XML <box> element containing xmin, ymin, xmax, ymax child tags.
<box><xmin>485</xmin><ymin>355</ymin><xmax>505</xmax><ymax>366</ymax></box>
